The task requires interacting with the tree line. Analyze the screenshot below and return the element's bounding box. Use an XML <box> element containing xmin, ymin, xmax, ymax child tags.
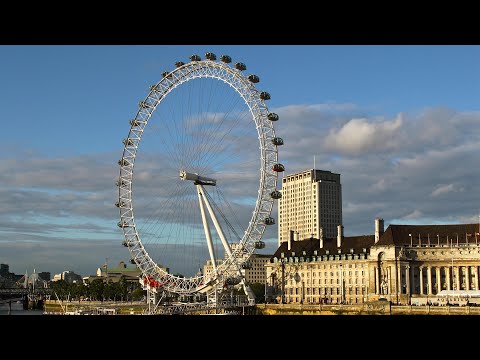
<box><xmin>50</xmin><ymin>277</ymin><xmax>146</xmax><ymax>302</ymax></box>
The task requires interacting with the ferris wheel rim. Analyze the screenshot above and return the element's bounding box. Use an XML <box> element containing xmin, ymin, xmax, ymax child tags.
<box><xmin>117</xmin><ymin>56</ymin><xmax>281</xmax><ymax>294</ymax></box>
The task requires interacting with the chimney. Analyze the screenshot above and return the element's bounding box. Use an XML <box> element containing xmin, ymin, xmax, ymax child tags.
<box><xmin>319</xmin><ymin>227</ymin><xmax>324</xmax><ymax>249</ymax></box>
<box><xmin>294</xmin><ymin>231</ymin><xmax>299</xmax><ymax>241</ymax></box>
<box><xmin>337</xmin><ymin>225</ymin><xmax>343</xmax><ymax>248</ymax></box>
<box><xmin>375</xmin><ymin>218</ymin><xmax>384</xmax><ymax>244</ymax></box>
<box><xmin>288</xmin><ymin>230</ymin><xmax>294</xmax><ymax>251</ymax></box>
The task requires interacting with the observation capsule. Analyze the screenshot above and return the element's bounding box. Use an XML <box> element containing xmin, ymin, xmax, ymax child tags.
<box><xmin>264</xmin><ymin>217</ymin><xmax>275</xmax><ymax>225</ymax></box>
<box><xmin>267</xmin><ymin>113</ymin><xmax>279</xmax><ymax>121</ymax></box>
<box><xmin>272</xmin><ymin>137</ymin><xmax>284</xmax><ymax>146</ymax></box>
<box><xmin>220</xmin><ymin>55</ymin><xmax>232</xmax><ymax>63</ymax></box>
<box><xmin>235</xmin><ymin>62</ymin><xmax>246</xmax><ymax>71</ymax></box>
<box><xmin>272</xmin><ymin>163</ymin><xmax>285</xmax><ymax>172</ymax></box>
<box><xmin>248</xmin><ymin>74</ymin><xmax>260</xmax><ymax>83</ymax></box>
<box><xmin>205</xmin><ymin>52</ymin><xmax>217</xmax><ymax>61</ymax></box>
<box><xmin>254</xmin><ymin>240</ymin><xmax>266</xmax><ymax>249</ymax></box>
<box><xmin>270</xmin><ymin>190</ymin><xmax>282</xmax><ymax>199</ymax></box>
<box><xmin>260</xmin><ymin>92</ymin><xmax>271</xmax><ymax>100</ymax></box>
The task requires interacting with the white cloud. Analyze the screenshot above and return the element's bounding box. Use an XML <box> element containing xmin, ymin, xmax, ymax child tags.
<box><xmin>323</xmin><ymin>115</ymin><xmax>403</xmax><ymax>155</ymax></box>
<box><xmin>430</xmin><ymin>183</ymin><xmax>464</xmax><ymax>198</ymax></box>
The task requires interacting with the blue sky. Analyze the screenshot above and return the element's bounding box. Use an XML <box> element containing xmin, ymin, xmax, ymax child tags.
<box><xmin>1</xmin><ymin>45</ymin><xmax>479</xmax><ymax>277</ymax></box>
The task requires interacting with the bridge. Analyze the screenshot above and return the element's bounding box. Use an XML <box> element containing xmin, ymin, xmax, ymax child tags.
<box><xmin>0</xmin><ymin>288</ymin><xmax>52</xmax><ymax>296</ymax></box>
<box><xmin>0</xmin><ymin>269</ymin><xmax>52</xmax><ymax>309</ymax></box>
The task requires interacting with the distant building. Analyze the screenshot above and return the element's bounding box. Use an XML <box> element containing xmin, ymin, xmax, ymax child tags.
<box><xmin>83</xmin><ymin>260</ymin><xmax>159</xmax><ymax>285</ymax></box>
<box><xmin>94</xmin><ymin>260</ymin><xmax>142</xmax><ymax>284</ymax></box>
<box><xmin>202</xmin><ymin>244</ymin><xmax>272</xmax><ymax>285</ymax></box>
<box><xmin>279</xmin><ymin>169</ymin><xmax>342</xmax><ymax>246</ymax></box>
<box><xmin>52</xmin><ymin>270</ymin><xmax>83</xmax><ymax>284</ymax></box>
<box><xmin>0</xmin><ymin>263</ymin><xmax>18</xmax><ymax>280</ymax></box>
<box><xmin>266</xmin><ymin>219</ymin><xmax>480</xmax><ymax>305</ymax></box>
<box><xmin>0</xmin><ymin>264</ymin><xmax>9</xmax><ymax>277</ymax></box>
<box><xmin>39</xmin><ymin>272</ymin><xmax>51</xmax><ymax>281</ymax></box>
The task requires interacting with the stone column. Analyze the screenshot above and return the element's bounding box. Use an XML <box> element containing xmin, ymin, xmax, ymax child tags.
<box><xmin>445</xmin><ymin>267</ymin><xmax>450</xmax><ymax>291</ymax></box>
<box><xmin>436</xmin><ymin>267</ymin><xmax>441</xmax><ymax>293</ymax></box>
<box><xmin>419</xmin><ymin>266</ymin><xmax>424</xmax><ymax>295</ymax></box>
<box><xmin>405</xmin><ymin>265</ymin><xmax>410</xmax><ymax>296</ymax></box>
<box><xmin>475</xmin><ymin>266</ymin><xmax>479</xmax><ymax>290</ymax></box>
<box><xmin>375</xmin><ymin>267</ymin><xmax>379</xmax><ymax>295</ymax></box>
<box><xmin>388</xmin><ymin>266</ymin><xmax>392</xmax><ymax>294</ymax></box>
<box><xmin>410</xmin><ymin>265</ymin><xmax>415</xmax><ymax>294</ymax></box>
<box><xmin>455</xmin><ymin>267</ymin><xmax>461</xmax><ymax>292</ymax></box>
<box><xmin>427</xmin><ymin>266</ymin><xmax>433</xmax><ymax>295</ymax></box>
<box><xmin>397</xmin><ymin>262</ymin><xmax>401</xmax><ymax>294</ymax></box>
<box><xmin>463</xmin><ymin>266</ymin><xmax>468</xmax><ymax>291</ymax></box>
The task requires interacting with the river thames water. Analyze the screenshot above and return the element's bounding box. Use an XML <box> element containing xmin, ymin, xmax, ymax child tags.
<box><xmin>0</xmin><ymin>301</ymin><xmax>44</xmax><ymax>315</ymax></box>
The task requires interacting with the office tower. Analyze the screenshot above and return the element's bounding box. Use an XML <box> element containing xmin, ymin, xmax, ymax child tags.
<box><xmin>278</xmin><ymin>169</ymin><xmax>342</xmax><ymax>245</ymax></box>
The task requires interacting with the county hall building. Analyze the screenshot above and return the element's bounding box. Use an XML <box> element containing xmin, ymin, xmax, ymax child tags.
<box><xmin>266</xmin><ymin>169</ymin><xmax>480</xmax><ymax>305</ymax></box>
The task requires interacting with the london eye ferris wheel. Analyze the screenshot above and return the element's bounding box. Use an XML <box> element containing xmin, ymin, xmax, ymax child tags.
<box><xmin>116</xmin><ymin>52</ymin><xmax>284</xmax><ymax>297</ymax></box>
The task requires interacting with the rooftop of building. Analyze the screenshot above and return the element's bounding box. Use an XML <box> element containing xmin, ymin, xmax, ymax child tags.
<box><xmin>253</xmin><ymin>253</ymin><xmax>273</xmax><ymax>259</ymax></box>
<box><xmin>273</xmin><ymin>235</ymin><xmax>375</xmax><ymax>258</ymax></box>
<box><xmin>376</xmin><ymin>223</ymin><xmax>480</xmax><ymax>247</ymax></box>
<box><xmin>282</xmin><ymin>169</ymin><xmax>341</xmax><ymax>182</ymax></box>
<box><xmin>272</xmin><ymin>223</ymin><xmax>480</xmax><ymax>259</ymax></box>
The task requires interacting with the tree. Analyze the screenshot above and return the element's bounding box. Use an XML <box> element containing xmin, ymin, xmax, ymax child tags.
<box><xmin>131</xmin><ymin>286</ymin><xmax>146</xmax><ymax>301</ymax></box>
<box><xmin>247</xmin><ymin>282</ymin><xmax>265</xmax><ymax>302</ymax></box>
<box><xmin>118</xmin><ymin>276</ymin><xmax>129</xmax><ymax>301</ymax></box>
<box><xmin>89</xmin><ymin>278</ymin><xmax>105</xmax><ymax>302</ymax></box>
<box><xmin>51</xmin><ymin>280</ymin><xmax>69</xmax><ymax>300</ymax></box>
<box><xmin>71</xmin><ymin>282</ymin><xmax>85</xmax><ymax>303</ymax></box>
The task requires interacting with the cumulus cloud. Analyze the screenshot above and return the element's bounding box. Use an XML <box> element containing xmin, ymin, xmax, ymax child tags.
<box><xmin>323</xmin><ymin>115</ymin><xmax>403</xmax><ymax>155</ymax></box>
<box><xmin>270</xmin><ymin>103</ymin><xmax>480</xmax><ymax>236</ymax></box>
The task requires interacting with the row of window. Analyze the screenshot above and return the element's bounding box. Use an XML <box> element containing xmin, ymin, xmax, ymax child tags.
<box><xmin>287</xmin><ymin>263</ymin><xmax>365</xmax><ymax>270</ymax></box>
<box><xmin>286</xmin><ymin>278</ymin><xmax>366</xmax><ymax>286</ymax></box>
<box><xmin>285</xmin><ymin>287</ymin><xmax>367</xmax><ymax>295</ymax></box>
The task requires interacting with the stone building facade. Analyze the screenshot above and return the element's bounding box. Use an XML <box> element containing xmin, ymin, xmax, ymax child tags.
<box><xmin>266</xmin><ymin>219</ymin><xmax>480</xmax><ymax>305</ymax></box>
